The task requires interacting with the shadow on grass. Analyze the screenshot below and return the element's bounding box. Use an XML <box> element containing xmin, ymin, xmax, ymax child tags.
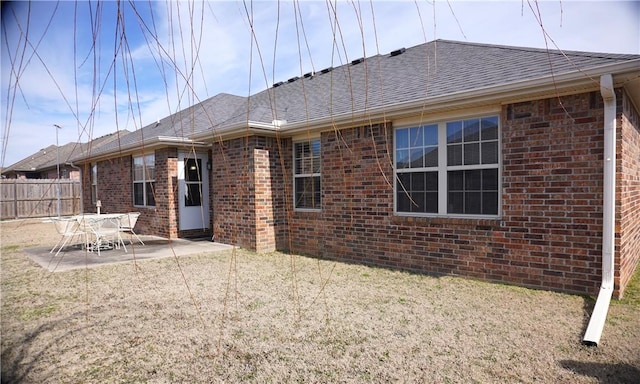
<box><xmin>1</xmin><ymin>312</ymin><xmax>90</xmax><ymax>384</ymax></box>
<box><xmin>559</xmin><ymin>360</ymin><xmax>640</xmax><ymax>384</ymax></box>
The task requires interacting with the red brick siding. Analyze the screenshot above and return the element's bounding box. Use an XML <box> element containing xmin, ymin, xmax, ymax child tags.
<box><xmin>618</xmin><ymin>89</ymin><xmax>640</xmax><ymax>297</ymax></box>
<box><xmin>151</xmin><ymin>148</ymin><xmax>178</xmax><ymax>239</ymax></box>
<box><xmin>81</xmin><ymin>149</ymin><xmax>179</xmax><ymax>239</ymax></box>
<box><xmin>89</xmin><ymin>156</ymin><xmax>133</xmax><ymax>215</ymax></box>
<box><xmin>501</xmin><ymin>93</ymin><xmax>605</xmax><ymax>295</ymax></box>
<box><xmin>211</xmin><ymin>136</ymin><xmax>289</xmax><ymax>251</ymax></box>
<box><xmin>285</xmin><ymin>92</ymin><xmax>612</xmax><ymax>296</ymax></box>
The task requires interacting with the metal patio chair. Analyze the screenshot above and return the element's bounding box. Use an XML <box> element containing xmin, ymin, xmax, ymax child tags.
<box><xmin>120</xmin><ymin>212</ymin><xmax>144</xmax><ymax>245</ymax></box>
<box><xmin>85</xmin><ymin>216</ymin><xmax>127</xmax><ymax>256</ymax></box>
<box><xmin>50</xmin><ymin>218</ymin><xmax>86</xmax><ymax>257</ymax></box>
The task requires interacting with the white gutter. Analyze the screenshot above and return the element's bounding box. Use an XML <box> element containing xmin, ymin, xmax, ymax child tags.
<box><xmin>582</xmin><ymin>74</ymin><xmax>616</xmax><ymax>347</ymax></box>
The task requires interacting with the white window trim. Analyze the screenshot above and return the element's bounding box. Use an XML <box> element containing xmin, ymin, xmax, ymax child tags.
<box><xmin>293</xmin><ymin>138</ymin><xmax>321</xmax><ymax>212</ymax></box>
<box><xmin>393</xmin><ymin>115</ymin><xmax>502</xmax><ymax>219</ymax></box>
<box><xmin>133</xmin><ymin>153</ymin><xmax>156</xmax><ymax>208</ymax></box>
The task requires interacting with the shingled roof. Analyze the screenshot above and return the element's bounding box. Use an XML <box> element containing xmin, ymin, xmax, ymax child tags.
<box><xmin>81</xmin><ymin>39</ymin><xmax>640</xmax><ymax>159</ymax></box>
<box><xmin>234</xmin><ymin>39</ymin><xmax>639</xmax><ymax>126</ymax></box>
<box><xmin>2</xmin><ymin>131</ymin><xmax>128</xmax><ymax>174</ymax></box>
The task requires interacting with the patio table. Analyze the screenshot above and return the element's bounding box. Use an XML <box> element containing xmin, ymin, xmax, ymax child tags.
<box><xmin>73</xmin><ymin>214</ymin><xmax>128</xmax><ymax>255</ymax></box>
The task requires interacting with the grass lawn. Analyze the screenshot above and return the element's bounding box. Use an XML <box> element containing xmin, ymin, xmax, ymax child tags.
<box><xmin>1</xmin><ymin>219</ymin><xmax>639</xmax><ymax>383</ymax></box>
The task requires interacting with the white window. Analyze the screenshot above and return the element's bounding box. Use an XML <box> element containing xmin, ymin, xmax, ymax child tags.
<box><xmin>294</xmin><ymin>139</ymin><xmax>321</xmax><ymax>210</ymax></box>
<box><xmin>133</xmin><ymin>154</ymin><xmax>155</xmax><ymax>207</ymax></box>
<box><xmin>90</xmin><ymin>163</ymin><xmax>97</xmax><ymax>204</ymax></box>
<box><xmin>395</xmin><ymin>116</ymin><xmax>500</xmax><ymax>217</ymax></box>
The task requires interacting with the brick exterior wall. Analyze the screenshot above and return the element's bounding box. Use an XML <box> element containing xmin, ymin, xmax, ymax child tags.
<box><xmin>211</xmin><ymin>136</ymin><xmax>289</xmax><ymax>252</ymax></box>
<box><xmin>282</xmin><ymin>91</ymin><xmax>616</xmax><ymax>297</ymax></box>
<box><xmin>82</xmin><ymin>148</ymin><xmax>180</xmax><ymax>239</ymax></box>
<box><xmin>81</xmin><ymin>89</ymin><xmax>639</xmax><ymax>298</ymax></box>
<box><xmin>618</xmin><ymin>89</ymin><xmax>640</xmax><ymax>297</ymax></box>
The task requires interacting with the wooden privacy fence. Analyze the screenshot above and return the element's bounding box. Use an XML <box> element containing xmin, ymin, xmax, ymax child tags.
<box><xmin>0</xmin><ymin>179</ymin><xmax>81</xmax><ymax>219</ymax></box>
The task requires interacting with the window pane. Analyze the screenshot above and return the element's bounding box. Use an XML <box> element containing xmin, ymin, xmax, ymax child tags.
<box><xmin>448</xmin><ymin>192</ymin><xmax>464</xmax><ymax>213</ymax></box>
<box><xmin>313</xmin><ymin>176</ymin><xmax>321</xmax><ymax>207</ymax></box>
<box><xmin>185</xmin><ymin>183</ymin><xmax>202</xmax><ymax>206</ymax></box>
<box><xmin>464</xmin><ymin>143</ymin><xmax>480</xmax><ymax>165</ymax></box>
<box><xmin>295</xmin><ymin>176</ymin><xmax>321</xmax><ymax>209</ymax></box>
<box><xmin>311</xmin><ymin>140</ymin><xmax>321</xmax><ymax>157</ymax></box>
<box><xmin>91</xmin><ymin>164</ymin><xmax>97</xmax><ymax>182</ymax></box>
<box><xmin>185</xmin><ymin>159</ymin><xmax>202</xmax><ymax>182</ymax></box>
<box><xmin>397</xmin><ymin>191</ymin><xmax>411</xmax><ymax>212</ymax></box>
<box><xmin>481</xmin><ymin>117</ymin><xmax>499</xmax><ymax>140</ymax></box>
<box><xmin>447</xmin><ymin>121</ymin><xmax>463</xmax><ymax>144</ymax></box>
<box><xmin>424</xmin><ymin>125</ymin><xmax>438</xmax><ymax>146</ymax></box>
<box><xmin>134</xmin><ymin>183</ymin><xmax>144</xmax><ymax>206</ymax></box>
<box><xmin>410</xmin><ymin>148</ymin><xmax>424</xmax><ymax>168</ymax></box>
<box><xmin>482</xmin><ymin>169</ymin><xmax>499</xmax><ymax>190</ymax></box>
<box><xmin>483</xmin><ymin>192</ymin><xmax>498</xmax><ymax>215</ymax></box>
<box><xmin>465</xmin><ymin>170</ymin><xmax>482</xmax><ymax>190</ymax></box>
<box><xmin>133</xmin><ymin>163</ymin><xmax>144</xmax><ymax>181</ymax></box>
<box><xmin>464</xmin><ymin>119</ymin><xmax>480</xmax><ymax>142</ymax></box>
<box><xmin>424</xmin><ymin>146</ymin><xmax>438</xmax><ymax>167</ymax></box>
<box><xmin>396</xmin><ymin>129</ymin><xmax>409</xmax><ymax>149</ymax></box>
<box><xmin>411</xmin><ymin>191</ymin><xmax>426</xmax><ymax>212</ymax></box>
<box><xmin>425</xmin><ymin>172</ymin><xmax>438</xmax><ymax>191</ymax></box>
<box><xmin>396</xmin><ymin>150</ymin><xmax>410</xmax><ymax>169</ymax></box>
<box><xmin>295</xmin><ymin>141</ymin><xmax>320</xmax><ymax>175</ymax></box>
<box><xmin>448</xmin><ymin>144</ymin><xmax>462</xmax><ymax>166</ymax></box>
<box><xmin>425</xmin><ymin>192</ymin><xmax>438</xmax><ymax>213</ymax></box>
<box><xmin>481</xmin><ymin>141</ymin><xmax>498</xmax><ymax>164</ymax></box>
<box><xmin>397</xmin><ymin>173</ymin><xmax>410</xmax><ymax>190</ymax></box>
<box><xmin>448</xmin><ymin>170</ymin><xmax>498</xmax><ymax>215</ymax></box>
<box><xmin>465</xmin><ymin>192</ymin><xmax>482</xmax><ymax>214</ymax></box>
<box><xmin>146</xmin><ymin>182</ymin><xmax>155</xmax><ymax>206</ymax></box>
<box><xmin>410</xmin><ymin>127</ymin><xmax>423</xmax><ymax>147</ymax></box>
<box><xmin>145</xmin><ymin>155</ymin><xmax>155</xmax><ymax>180</ymax></box>
<box><xmin>448</xmin><ymin>170</ymin><xmax>464</xmax><ymax>191</ymax></box>
<box><xmin>411</xmin><ymin>172</ymin><xmax>425</xmax><ymax>191</ymax></box>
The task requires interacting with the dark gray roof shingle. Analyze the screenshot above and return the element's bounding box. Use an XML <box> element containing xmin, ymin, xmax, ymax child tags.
<box><xmin>83</xmin><ymin>39</ymin><xmax>639</xmax><ymax>158</ymax></box>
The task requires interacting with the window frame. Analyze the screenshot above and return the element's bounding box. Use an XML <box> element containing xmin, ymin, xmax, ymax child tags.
<box><xmin>293</xmin><ymin>138</ymin><xmax>321</xmax><ymax>211</ymax></box>
<box><xmin>394</xmin><ymin>115</ymin><xmax>501</xmax><ymax>218</ymax></box>
<box><xmin>133</xmin><ymin>153</ymin><xmax>156</xmax><ymax>208</ymax></box>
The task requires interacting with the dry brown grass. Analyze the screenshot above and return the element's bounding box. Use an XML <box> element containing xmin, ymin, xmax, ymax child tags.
<box><xmin>1</xmin><ymin>219</ymin><xmax>639</xmax><ymax>383</ymax></box>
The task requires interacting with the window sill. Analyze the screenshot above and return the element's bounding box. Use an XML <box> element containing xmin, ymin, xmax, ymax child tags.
<box><xmin>294</xmin><ymin>208</ymin><xmax>321</xmax><ymax>213</ymax></box>
<box><xmin>391</xmin><ymin>213</ymin><xmax>502</xmax><ymax>228</ymax></box>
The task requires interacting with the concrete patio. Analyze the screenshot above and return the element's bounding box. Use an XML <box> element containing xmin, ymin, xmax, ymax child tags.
<box><xmin>24</xmin><ymin>235</ymin><xmax>234</xmax><ymax>272</ymax></box>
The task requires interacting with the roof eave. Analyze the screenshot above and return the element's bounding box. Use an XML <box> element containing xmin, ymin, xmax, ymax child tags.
<box><xmin>74</xmin><ymin>136</ymin><xmax>208</xmax><ymax>164</ymax></box>
<box><xmin>191</xmin><ymin>121</ymin><xmax>279</xmax><ymax>142</ymax></box>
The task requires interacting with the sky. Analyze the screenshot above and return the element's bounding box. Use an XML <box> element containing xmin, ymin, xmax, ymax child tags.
<box><xmin>1</xmin><ymin>0</ymin><xmax>639</xmax><ymax>168</ymax></box>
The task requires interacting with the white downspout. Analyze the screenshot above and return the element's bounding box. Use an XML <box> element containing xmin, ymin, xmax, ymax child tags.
<box><xmin>582</xmin><ymin>74</ymin><xmax>616</xmax><ymax>346</ymax></box>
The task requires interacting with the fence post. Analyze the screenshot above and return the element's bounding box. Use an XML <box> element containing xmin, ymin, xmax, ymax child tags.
<box><xmin>13</xmin><ymin>179</ymin><xmax>18</xmax><ymax>220</ymax></box>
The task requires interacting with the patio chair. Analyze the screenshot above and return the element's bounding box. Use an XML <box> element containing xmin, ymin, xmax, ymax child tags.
<box><xmin>85</xmin><ymin>216</ymin><xmax>127</xmax><ymax>256</ymax></box>
<box><xmin>120</xmin><ymin>212</ymin><xmax>144</xmax><ymax>245</ymax></box>
<box><xmin>50</xmin><ymin>218</ymin><xmax>85</xmax><ymax>257</ymax></box>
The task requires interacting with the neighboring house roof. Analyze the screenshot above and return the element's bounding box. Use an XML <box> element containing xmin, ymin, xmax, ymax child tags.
<box><xmin>2</xmin><ymin>131</ymin><xmax>128</xmax><ymax>175</ymax></box>
<box><xmin>81</xmin><ymin>39</ymin><xmax>640</xmax><ymax>161</ymax></box>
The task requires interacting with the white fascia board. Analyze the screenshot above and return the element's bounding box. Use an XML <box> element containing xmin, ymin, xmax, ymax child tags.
<box><xmin>191</xmin><ymin>121</ymin><xmax>279</xmax><ymax>142</ymax></box>
<box><xmin>77</xmin><ymin>136</ymin><xmax>207</xmax><ymax>163</ymax></box>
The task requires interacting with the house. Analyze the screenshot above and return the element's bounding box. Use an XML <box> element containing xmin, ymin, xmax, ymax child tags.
<box><xmin>2</xmin><ymin>132</ymin><xmax>127</xmax><ymax>180</ymax></box>
<box><xmin>75</xmin><ymin>40</ymin><xmax>640</xmax><ymax>300</ymax></box>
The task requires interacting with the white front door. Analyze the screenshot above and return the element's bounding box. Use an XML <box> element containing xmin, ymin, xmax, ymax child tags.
<box><xmin>178</xmin><ymin>151</ymin><xmax>210</xmax><ymax>231</ymax></box>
